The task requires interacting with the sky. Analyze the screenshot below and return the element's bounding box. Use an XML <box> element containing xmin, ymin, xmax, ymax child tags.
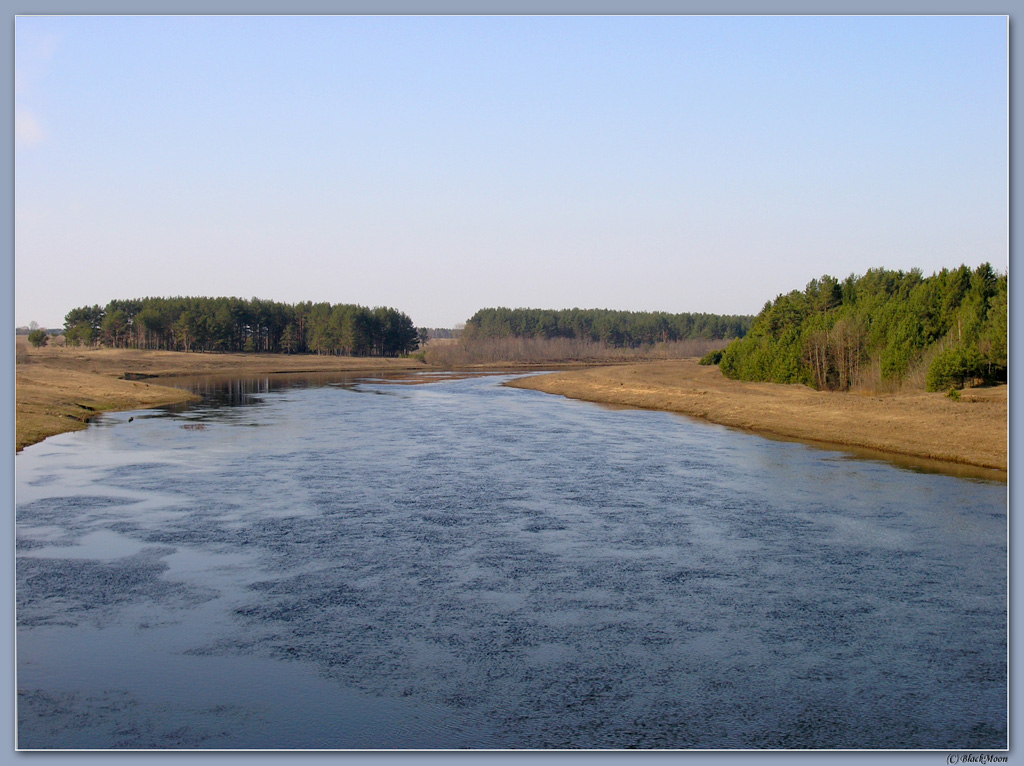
<box><xmin>14</xmin><ymin>14</ymin><xmax>1008</xmax><ymax>330</ymax></box>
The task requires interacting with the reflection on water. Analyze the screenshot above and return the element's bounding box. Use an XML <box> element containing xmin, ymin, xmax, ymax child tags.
<box><xmin>15</xmin><ymin>373</ymin><xmax>1007</xmax><ymax>749</ymax></box>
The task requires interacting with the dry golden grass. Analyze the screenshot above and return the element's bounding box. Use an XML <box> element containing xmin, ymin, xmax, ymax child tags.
<box><xmin>507</xmin><ymin>359</ymin><xmax>1007</xmax><ymax>477</ymax></box>
<box><xmin>16</xmin><ymin>363</ymin><xmax>199</xmax><ymax>451</ymax></box>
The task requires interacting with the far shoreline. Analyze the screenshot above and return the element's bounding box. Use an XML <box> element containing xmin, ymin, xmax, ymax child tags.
<box><xmin>15</xmin><ymin>344</ymin><xmax>1007</xmax><ymax>482</ymax></box>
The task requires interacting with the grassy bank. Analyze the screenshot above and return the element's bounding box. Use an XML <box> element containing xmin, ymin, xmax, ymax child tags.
<box><xmin>506</xmin><ymin>359</ymin><xmax>1007</xmax><ymax>477</ymax></box>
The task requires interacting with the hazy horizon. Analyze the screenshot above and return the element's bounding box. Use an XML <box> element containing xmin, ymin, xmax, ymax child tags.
<box><xmin>15</xmin><ymin>15</ymin><xmax>1008</xmax><ymax>330</ymax></box>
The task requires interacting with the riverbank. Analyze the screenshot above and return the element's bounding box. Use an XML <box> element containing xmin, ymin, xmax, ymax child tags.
<box><xmin>14</xmin><ymin>344</ymin><xmax>436</xmax><ymax>451</ymax></box>
<box><xmin>506</xmin><ymin>360</ymin><xmax>1008</xmax><ymax>476</ymax></box>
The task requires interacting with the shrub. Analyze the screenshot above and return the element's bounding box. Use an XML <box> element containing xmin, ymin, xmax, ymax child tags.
<box><xmin>27</xmin><ymin>329</ymin><xmax>49</xmax><ymax>348</ymax></box>
<box><xmin>699</xmin><ymin>349</ymin><xmax>724</xmax><ymax>366</ymax></box>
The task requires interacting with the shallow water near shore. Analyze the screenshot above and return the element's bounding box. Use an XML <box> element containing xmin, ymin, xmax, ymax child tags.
<box><xmin>16</xmin><ymin>373</ymin><xmax>1007</xmax><ymax>749</ymax></box>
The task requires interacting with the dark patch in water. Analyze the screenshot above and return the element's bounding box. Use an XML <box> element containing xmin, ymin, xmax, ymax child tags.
<box><xmin>17</xmin><ymin>550</ymin><xmax>217</xmax><ymax>627</ymax></box>
<box><xmin>18</xmin><ymin>496</ymin><xmax>128</xmax><ymax>522</ymax></box>
<box><xmin>17</xmin><ymin>690</ymin><xmax>246</xmax><ymax>749</ymax></box>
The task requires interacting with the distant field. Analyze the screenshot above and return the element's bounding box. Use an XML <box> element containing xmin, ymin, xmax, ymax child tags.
<box><xmin>422</xmin><ymin>336</ymin><xmax>727</xmax><ymax>367</ymax></box>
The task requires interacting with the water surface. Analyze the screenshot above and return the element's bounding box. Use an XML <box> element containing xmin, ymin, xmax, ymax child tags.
<box><xmin>16</xmin><ymin>373</ymin><xmax>1007</xmax><ymax>749</ymax></box>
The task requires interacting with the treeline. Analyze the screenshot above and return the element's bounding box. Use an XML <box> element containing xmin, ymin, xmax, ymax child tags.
<box><xmin>419</xmin><ymin>327</ymin><xmax>463</xmax><ymax>340</ymax></box>
<box><xmin>62</xmin><ymin>296</ymin><xmax>420</xmax><ymax>357</ymax></box>
<box><xmin>718</xmin><ymin>264</ymin><xmax>1007</xmax><ymax>392</ymax></box>
<box><xmin>465</xmin><ymin>308</ymin><xmax>752</xmax><ymax>346</ymax></box>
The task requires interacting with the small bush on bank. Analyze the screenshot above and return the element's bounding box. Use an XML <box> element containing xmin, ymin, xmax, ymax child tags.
<box><xmin>699</xmin><ymin>349</ymin><xmax>724</xmax><ymax>366</ymax></box>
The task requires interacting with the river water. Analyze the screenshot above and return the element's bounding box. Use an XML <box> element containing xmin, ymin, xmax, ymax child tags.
<box><xmin>15</xmin><ymin>373</ymin><xmax>1007</xmax><ymax>749</ymax></box>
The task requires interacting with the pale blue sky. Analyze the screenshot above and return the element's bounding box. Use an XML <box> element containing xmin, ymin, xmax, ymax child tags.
<box><xmin>15</xmin><ymin>15</ymin><xmax>1007</xmax><ymax>329</ymax></box>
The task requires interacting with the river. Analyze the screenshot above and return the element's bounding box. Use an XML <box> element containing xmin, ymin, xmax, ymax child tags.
<box><xmin>15</xmin><ymin>372</ymin><xmax>1007</xmax><ymax>749</ymax></box>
